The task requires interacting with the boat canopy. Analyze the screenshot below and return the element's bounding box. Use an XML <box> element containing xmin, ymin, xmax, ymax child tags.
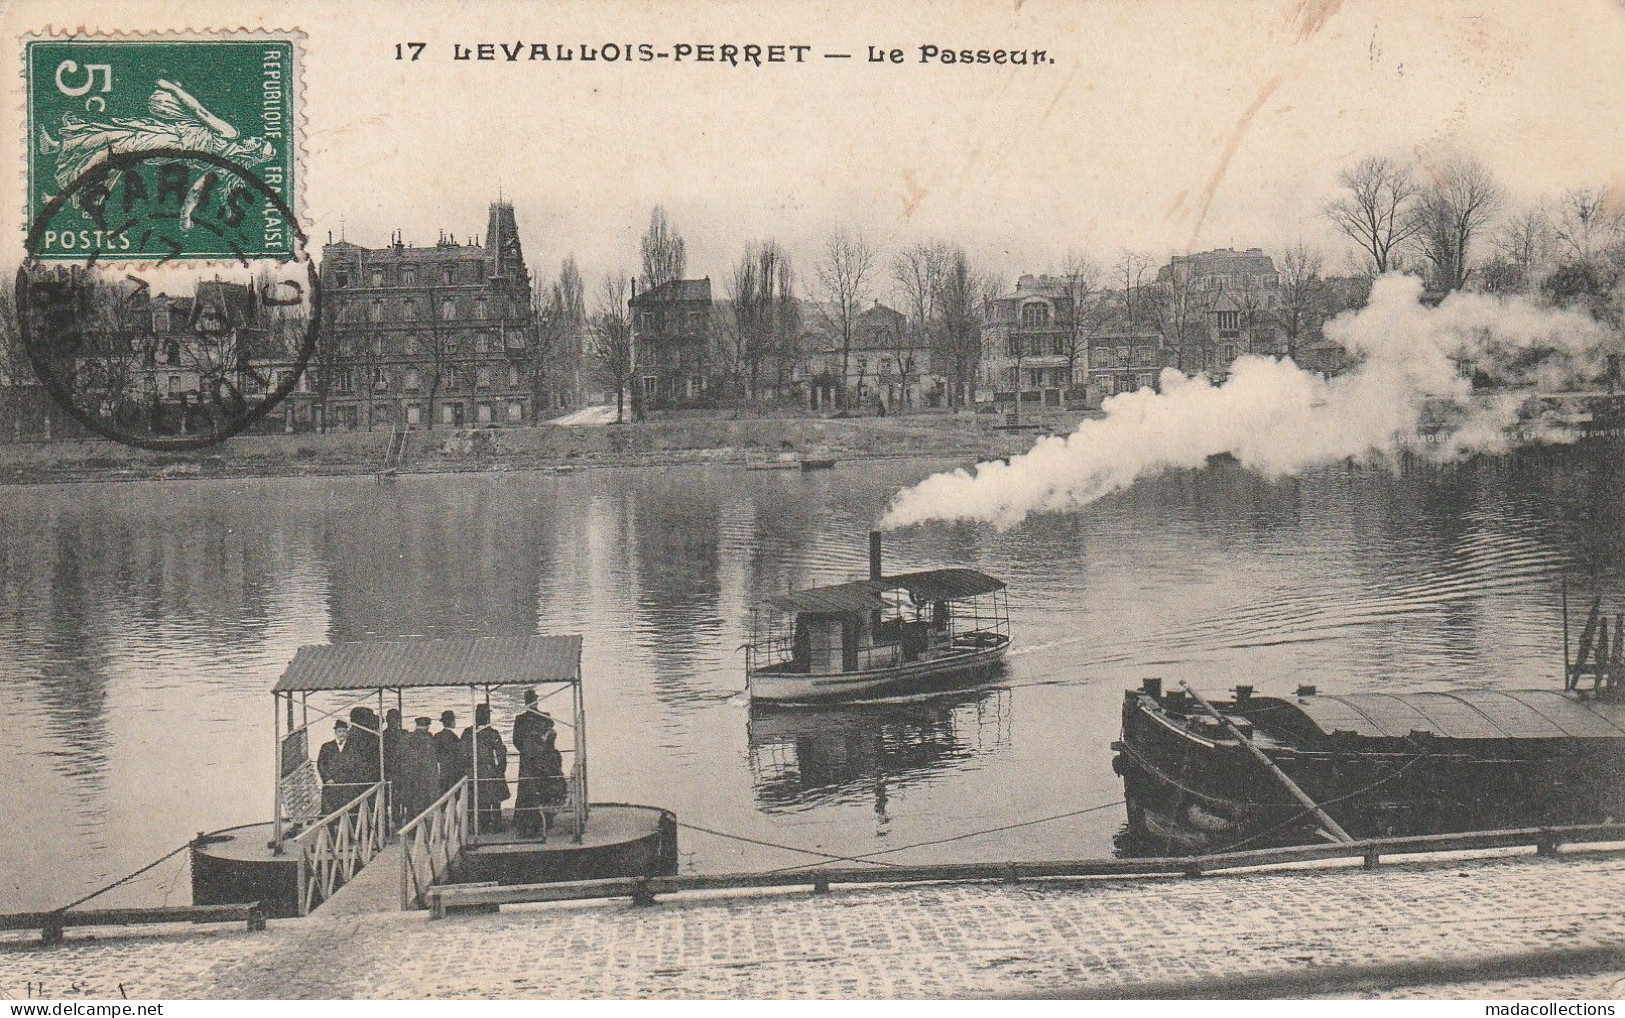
<box><xmin>762</xmin><ymin>568</ymin><xmax>1005</xmax><ymax>616</ymax></box>
<box><xmin>271</xmin><ymin>634</ymin><xmax>583</xmax><ymax>693</ymax></box>
<box><xmin>1293</xmin><ymin>689</ymin><xmax>1625</xmax><ymax>741</ymax></box>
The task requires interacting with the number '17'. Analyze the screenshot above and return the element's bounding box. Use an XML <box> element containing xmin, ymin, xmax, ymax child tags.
<box><xmin>395</xmin><ymin>42</ymin><xmax>426</xmax><ymax>61</ymax></box>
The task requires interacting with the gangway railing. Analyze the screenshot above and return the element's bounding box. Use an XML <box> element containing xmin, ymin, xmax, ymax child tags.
<box><xmin>399</xmin><ymin>777</ymin><xmax>470</xmax><ymax>909</ymax></box>
<box><xmin>293</xmin><ymin>780</ymin><xmax>390</xmax><ymax>916</ymax></box>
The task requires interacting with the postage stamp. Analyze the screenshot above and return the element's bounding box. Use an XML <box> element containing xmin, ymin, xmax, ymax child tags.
<box><xmin>25</xmin><ymin>34</ymin><xmax>299</xmax><ymax>262</ymax></box>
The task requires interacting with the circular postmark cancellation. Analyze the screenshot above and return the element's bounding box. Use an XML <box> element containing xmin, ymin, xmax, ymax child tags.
<box><xmin>18</xmin><ymin>148</ymin><xmax>319</xmax><ymax>450</ymax></box>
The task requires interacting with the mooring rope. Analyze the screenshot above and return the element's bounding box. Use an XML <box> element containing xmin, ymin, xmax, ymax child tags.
<box><xmin>48</xmin><ymin>821</ymin><xmax>265</xmax><ymax>915</ymax></box>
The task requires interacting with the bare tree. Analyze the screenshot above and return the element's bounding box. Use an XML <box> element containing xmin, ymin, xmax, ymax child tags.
<box><xmin>592</xmin><ymin>273</ymin><xmax>633</xmax><ymax>423</ymax></box>
<box><xmin>1324</xmin><ymin>155</ymin><xmax>1422</xmax><ymax>275</ymax></box>
<box><xmin>1057</xmin><ymin>253</ymin><xmax>1105</xmax><ymax>400</ymax></box>
<box><xmin>534</xmin><ymin>256</ymin><xmax>586</xmax><ymax>414</ymax></box>
<box><xmin>1413</xmin><ymin>156</ymin><xmax>1504</xmax><ymax>293</ymax></box>
<box><xmin>1149</xmin><ymin>260</ymin><xmax>1211</xmax><ymax>371</ymax></box>
<box><xmin>1114</xmin><ymin>251</ymin><xmax>1153</xmax><ymax>331</ymax></box>
<box><xmin>935</xmin><ymin>247</ymin><xmax>985</xmax><ymax>409</ymax></box>
<box><xmin>816</xmin><ymin>228</ymin><xmax>875</xmax><ymax>409</ymax></box>
<box><xmin>639</xmin><ymin>207</ymin><xmax>687</xmax><ymax>293</ymax></box>
<box><xmin>422</xmin><ymin>286</ymin><xmax>456</xmax><ymax>430</ymax></box>
<box><xmin>891</xmin><ymin>242</ymin><xmax>949</xmax><ymax>408</ymax></box>
<box><xmin>1553</xmin><ymin>186</ymin><xmax>1623</xmax><ymax>263</ymax></box>
<box><xmin>1276</xmin><ymin>240</ymin><xmax>1325</xmax><ymax>361</ymax></box>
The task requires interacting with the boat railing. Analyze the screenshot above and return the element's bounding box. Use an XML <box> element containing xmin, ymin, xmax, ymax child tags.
<box><xmin>398</xmin><ymin>777</ymin><xmax>470</xmax><ymax>910</ymax></box>
<box><xmin>292</xmin><ymin>779</ymin><xmax>389</xmax><ymax>916</ymax></box>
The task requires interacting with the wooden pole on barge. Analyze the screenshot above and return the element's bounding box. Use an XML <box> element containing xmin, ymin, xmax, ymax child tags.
<box><xmin>1178</xmin><ymin>681</ymin><xmax>1354</xmax><ymax>844</ymax></box>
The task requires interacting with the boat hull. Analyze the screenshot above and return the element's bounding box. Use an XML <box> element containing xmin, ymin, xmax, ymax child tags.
<box><xmin>1113</xmin><ymin>688</ymin><xmax>1625</xmax><ymax>855</ymax></box>
<box><xmin>748</xmin><ymin>640</ymin><xmax>1008</xmax><ymax>704</ymax></box>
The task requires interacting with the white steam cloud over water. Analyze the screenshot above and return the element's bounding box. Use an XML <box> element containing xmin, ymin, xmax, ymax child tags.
<box><xmin>882</xmin><ymin>274</ymin><xmax>1615</xmax><ymax>530</ymax></box>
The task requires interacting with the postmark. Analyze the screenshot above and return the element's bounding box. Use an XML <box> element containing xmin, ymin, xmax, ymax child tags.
<box><xmin>17</xmin><ymin>148</ymin><xmax>319</xmax><ymax>450</ymax></box>
<box><xmin>26</xmin><ymin>33</ymin><xmax>299</xmax><ymax>262</ymax></box>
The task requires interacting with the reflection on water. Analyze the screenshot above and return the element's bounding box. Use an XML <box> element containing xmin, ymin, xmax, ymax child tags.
<box><xmin>747</xmin><ymin>689</ymin><xmax>1013</xmax><ymax>815</ymax></box>
<box><xmin>1</xmin><ymin>443</ymin><xmax>1623</xmax><ymax>909</ymax></box>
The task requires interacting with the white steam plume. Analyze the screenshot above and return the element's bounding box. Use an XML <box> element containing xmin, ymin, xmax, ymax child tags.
<box><xmin>882</xmin><ymin>274</ymin><xmax>1615</xmax><ymax>530</ymax></box>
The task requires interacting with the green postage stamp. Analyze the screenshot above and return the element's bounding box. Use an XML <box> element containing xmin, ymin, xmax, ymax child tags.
<box><xmin>25</xmin><ymin>34</ymin><xmax>300</xmax><ymax>261</ymax></box>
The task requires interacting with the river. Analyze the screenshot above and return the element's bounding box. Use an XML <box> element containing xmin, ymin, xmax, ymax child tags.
<box><xmin>2</xmin><ymin>446</ymin><xmax>1622</xmax><ymax>911</ymax></box>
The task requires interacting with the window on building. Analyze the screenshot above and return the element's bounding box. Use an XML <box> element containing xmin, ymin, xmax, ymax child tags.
<box><xmin>474</xmin><ymin>297</ymin><xmax>487</xmax><ymax>320</ymax></box>
<box><xmin>477</xmin><ymin>403</ymin><xmax>493</xmax><ymax>424</ymax></box>
<box><xmin>444</xmin><ymin>367</ymin><xmax>460</xmax><ymax>390</ymax></box>
<box><xmin>441</xmin><ymin>403</ymin><xmax>456</xmax><ymax>425</ymax></box>
<box><xmin>165</xmin><ymin>373</ymin><xmax>180</xmax><ymax>395</ymax></box>
<box><xmin>441</xmin><ymin>299</ymin><xmax>456</xmax><ymax>321</ymax></box>
<box><xmin>370</xmin><ymin>269</ymin><xmax>384</xmax><ymax>287</ymax></box>
<box><xmin>507</xmin><ymin>365</ymin><xmax>522</xmax><ymax>387</ymax></box>
<box><xmin>371</xmin><ymin>299</ymin><xmax>386</xmax><ymax>323</ymax></box>
<box><xmin>403</xmin><ymin>299</ymin><xmax>417</xmax><ymax>322</ymax></box>
<box><xmin>403</xmin><ymin>333</ymin><xmax>418</xmax><ymax>356</ymax></box>
<box><xmin>405</xmin><ymin>405</ymin><xmax>420</xmax><ymax>425</ymax></box>
<box><xmin>153</xmin><ymin>308</ymin><xmax>171</xmax><ymax>332</ymax></box>
<box><xmin>373</xmin><ymin>367</ymin><xmax>389</xmax><ymax>391</ymax></box>
<box><xmin>507</xmin><ymin>402</ymin><xmax>523</xmax><ymax>422</ymax></box>
<box><xmin>1021</xmin><ymin>303</ymin><xmax>1049</xmax><ymax>327</ymax></box>
<box><xmin>1216</xmin><ymin>310</ymin><xmax>1240</xmax><ymax>331</ymax></box>
<box><xmin>441</xmin><ymin>266</ymin><xmax>454</xmax><ymax>286</ymax></box>
<box><xmin>1051</xmin><ymin>336</ymin><xmax>1065</xmax><ymax>356</ymax></box>
<box><xmin>1028</xmin><ymin>368</ymin><xmax>1044</xmax><ymax>387</ymax></box>
<box><xmin>476</xmin><ymin>367</ymin><xmax>491</xmax><ymax>389</ymax></box>
<box><xmin>334</xmin><ymin>369</ymin><xmax>353</xmax><ymax>394</ymax></box>
<box><xmin>405</xmin><ymin>369</ymin><xmax>421</xmax><ymax>391</ymax></box>
<box><xmin>333</xmin><ymin>271</ymin><xmax>349</xmax><ymax>288</ymax></box>
<box><xmin>402</xmin><ymin>266</ymin><xmax>417</xmax><ymax>286</ymax></box>
<box><xmin>1101</xmin><ymin>374</ymin><xmax>1117</xmax><ymax>395</ymax></box>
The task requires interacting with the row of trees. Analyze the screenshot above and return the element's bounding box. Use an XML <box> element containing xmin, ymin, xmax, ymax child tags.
<box><xmin>561</xmin><ymin>208</ymin><xmax>999</xmax><ymax>419</ymax></box>
<box><xmin>1324</xmin><ymin>154</ymin><xmax>1625</xmax><ymax>324</ymax></box>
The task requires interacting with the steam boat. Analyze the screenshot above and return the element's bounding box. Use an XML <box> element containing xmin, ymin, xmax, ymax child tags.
<box><xmin>1112</xmin><ymin>596</ymin><xmax>1625</xmax><ymax>854</ymax></box>
<box><xmin>745</xmin><ymin>533</ymin><xmax>1011</xmax><ymax>705</ymax></box>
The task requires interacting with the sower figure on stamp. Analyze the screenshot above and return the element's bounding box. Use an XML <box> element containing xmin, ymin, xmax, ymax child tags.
<box><xmin>316</xmin><ymin>720</ymin><xmax>367</xmax><ymax>816</ymax></box>
<box><xmin>512</xmin><ymin>691</ymin><xmax>553</xmax><ymax>837</ymax></box>
<box><xmin>398</xmin><ymin>717</ymin><xmax>439</xmax><ymax>823</ymax></box>
<box><xmin>433</xmin><ymin>710</ymin><xmax>463</xmax><ymax>793</ymax></box>
<box><xmin>463</xmin><ymin>703</ymin><xmax>509</xmax><ymax>833</ymax></box>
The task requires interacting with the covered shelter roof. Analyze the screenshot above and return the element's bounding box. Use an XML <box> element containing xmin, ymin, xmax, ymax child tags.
<box><xmin>1294</xmin><ymin>689</ymin><xmax>1625</xmax><ymax>740</ymax></box>
<box><xmin>272</xmin><ymin>634</ymin><xmax>583</xmax><ymax>693</ymax></box>
<box><xmin>763</xmin><ymin>568</ymin><xmax>1005</xmax><ymax>615</ymax></box>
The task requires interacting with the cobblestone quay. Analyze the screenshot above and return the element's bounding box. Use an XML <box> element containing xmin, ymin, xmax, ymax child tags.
<box><xmin>4</xmin><ymin>851</ymin><xmax>1623</xmax><ymax>999</ymax></box>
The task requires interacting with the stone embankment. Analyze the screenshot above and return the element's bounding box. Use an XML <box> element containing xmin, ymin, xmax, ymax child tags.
<box><xmin>0</xmin><ymin>411</ymin><xmax>1078</xmax><ymax>486</ymax></box>
<box><xmin>4</xmin><ymin>849</ymin><xmax>1622</xmax><ymax>999</ymax></box>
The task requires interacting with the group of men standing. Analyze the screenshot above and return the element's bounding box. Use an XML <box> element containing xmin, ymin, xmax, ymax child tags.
<box><xmin>314</xmin><ymin>692</ymin><xmax>567</xmax><ymax>837</ymax></box>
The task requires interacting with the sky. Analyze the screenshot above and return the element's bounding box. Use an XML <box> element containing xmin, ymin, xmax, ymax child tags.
<box><xmin>7</xmin><ymin>0</ymin><xmax>1625</xmax><ymax>300</ymax></box>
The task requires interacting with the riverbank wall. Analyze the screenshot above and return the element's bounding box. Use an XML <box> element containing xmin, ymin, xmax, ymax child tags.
<box><xmin>4</xmin><ymin>847</ymin><xmax>1622</xmax><ymax>999</ymax></box>
<box><xmin>0</xmin><ymin>412</ymin><xmax>1085</xmax><ymax>486</ymax></box>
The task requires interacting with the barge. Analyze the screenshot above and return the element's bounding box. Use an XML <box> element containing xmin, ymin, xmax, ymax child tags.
<box><xmin>745</xmin><ymin>532</ymin><xmax>1010</xmax><ymax>704</ymax></box>
<box><xmin>1113</xmin><ymin>598</ymin><xmax>1625</xmax><ymax>854</ymax></box>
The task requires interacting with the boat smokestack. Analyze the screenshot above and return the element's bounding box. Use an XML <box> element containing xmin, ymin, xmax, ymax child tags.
<box><xmin>869</xmin><ymin>531</ymin><xmax>883</xmax><ymax>580</ymax></box>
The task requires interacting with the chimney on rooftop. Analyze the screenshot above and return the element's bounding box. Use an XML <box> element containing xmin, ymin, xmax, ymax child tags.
<box><xmin>869</xmin><ymin>531</ymin><xmax>883</xmax><ymax>581</ymax></box>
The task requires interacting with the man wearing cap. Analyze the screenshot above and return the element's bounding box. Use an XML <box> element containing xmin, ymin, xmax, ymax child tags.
<box><xmin>433</xmin><ymin>710</ymin><xmax>463</xmax><ymax>793</ymax></box>
<box><xmin>316</xmin><ymin>720</ymin><xmax>365</xmax><ymax>816</ymax></box>
<box><xmin>398</xmin><ymin>717</ymin><xmax>440</xmax><ymax>822</ymax></box>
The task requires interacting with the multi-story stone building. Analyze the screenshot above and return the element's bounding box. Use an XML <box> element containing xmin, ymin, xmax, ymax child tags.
<box><xmin>316</xmin><ymin>202</ymin><xmax>539</xmax><ymax>431</ymax></box>
<box><xmin>802</xmin><ymin>302</ymin><xmax>928</xmax><ymax>411</ymax></box>
<box><xmin>631</xmin><ymin>277</ymin><xmax>714</xmax><ymax>410</ymax></box>
<box><xmin>982</xmin><ymin>275</ymin><xmax>1086</xmax><ymax>408</ymax></box>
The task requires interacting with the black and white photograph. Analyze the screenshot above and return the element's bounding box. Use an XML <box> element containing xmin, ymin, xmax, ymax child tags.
<box><xmin>2</xmin><ymin>0</ymin><xmax>1624</xmax><ymax>1004</ymax></box>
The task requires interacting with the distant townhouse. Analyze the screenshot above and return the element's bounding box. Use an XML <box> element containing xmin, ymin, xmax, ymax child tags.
<box><xmin>317</xmin><ymin>201</ymin><xmax>541</xmax><ymax>431</ymax></box>
<box><xmin>802</xmin><ymin>302</ymin><xmax>926</xmax><ymax>411</ymax></box>
<box><xmin>632</xmin><ymin>277</ymin><xmax>714</xmax><ymax>410</ymax></box>
<box><xmin>982</xmin><ymin>275</ymin><xmax>1086</xmax><ymax>408</ymax></box>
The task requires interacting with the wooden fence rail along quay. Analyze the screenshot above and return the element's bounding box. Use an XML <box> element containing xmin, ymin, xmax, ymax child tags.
<box><xmin>426</xmin><ymin>821</ymin><xmax>1625</xmax><ymax>916</ymax></box>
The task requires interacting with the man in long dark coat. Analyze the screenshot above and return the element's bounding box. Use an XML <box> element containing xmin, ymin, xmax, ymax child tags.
<box><xmin>433</xmin><ymin>710</ymin><xmax>464</xmax><ymax>793</ymax></box>
<box><xmin>316</xmin><ymin>720</ymin><xmax>367</xmax><ymax>816</ymax></box>
<box><xmin>347</xmin><ymin>706</ymin><xmax>382</xmax><ymax>784</ymax></box>
<box><xmin>512</xmin><ymin>692</ymin><xmax>552</xmax><ymax>837</ymax></box>
<box><xmin>398</xmin><ymin>717</ymin><xmax>441</xmax><ymax>823</ymax></box>
<box><xmin>462</xmin><ymin>703</ymin><xmax>509</xmax><ymax>833</ymax></box>
<box><xmin>382</xmin><ymin>708</ymin><xmax>404</xmax><ymax>823</ymax></box>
